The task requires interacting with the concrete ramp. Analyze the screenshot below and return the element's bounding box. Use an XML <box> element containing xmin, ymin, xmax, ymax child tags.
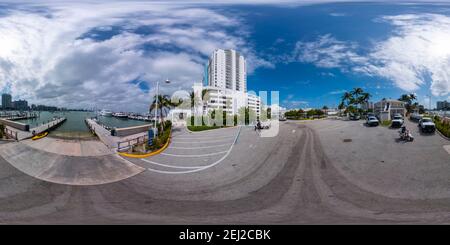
<box><xmin>0</xmin><ymin>142</ymin><xmax>145</xmax><ymax>185</ymax></box>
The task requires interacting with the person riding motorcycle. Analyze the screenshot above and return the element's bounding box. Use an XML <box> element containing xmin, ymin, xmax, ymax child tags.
<box><xmin>399</xmin><ymin>125</ymin><xmax>413</xmax><ymax>141</ymax></box>
<box><xmin>254</xmin><ymin>120</ymin><xmax>262</xmax><ymax>131</ymax></box>
<box><xmin>400</xmin><ymin>125</ymin><xmax>406</xmax><ymax>136</ymax></box>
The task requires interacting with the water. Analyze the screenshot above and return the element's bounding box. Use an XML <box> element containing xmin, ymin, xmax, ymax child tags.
<box><xmin>15</xmin><ymin>111</ymin><xmax>150</xmax><ymax>138</ymax></box>
<box><xmin>430</xmin><ymin>110</ymin><xmax>450</xmax><ymax>119</ymax></box>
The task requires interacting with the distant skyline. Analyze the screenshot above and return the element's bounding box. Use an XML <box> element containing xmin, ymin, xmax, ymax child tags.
<box><xmin>1</xmin><ymin>1</ymin><xmax>450</xmax><ymax>112</ymax></box>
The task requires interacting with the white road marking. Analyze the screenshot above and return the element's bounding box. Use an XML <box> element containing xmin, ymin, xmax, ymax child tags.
<box><xmin>171</xmin><ymin>139</ymin><xmax>234</xmax><ymax>144</ymax></box>
<box><xmin>169</xmin><ymin>143</ymin><xmax>232</xmax><ymax>150</ymax></box>
<box><xmin>444</xmin><ymin>145</ymin><xmax>450</xmax><ymax>155</ymax></box>
<box><xmin>160</xmin><ymin>151</ymin><xmax>228</xmax><ymax>157</ymax></box>
<box><xmin>141</xmin><ymin>159</ymin><xmax>203</xmax><ymax>169</ymax></box>
<box><xmin>174</xmin><ymin>135</ymin><xmax>235</xmax><ymax>140</ymax></box>
<box><xmin>145</xmin><ymin>126</ymin><xmax>241</xmax><ymax>174</ymax></box>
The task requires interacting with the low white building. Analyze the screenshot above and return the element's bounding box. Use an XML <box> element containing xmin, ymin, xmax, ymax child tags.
<box><xmin>193</xmin><ymin>83</ymin><xmax>261</xmax><ymax>117</ymax></box>
<box><xmin>374</xmin><ymin>99</ymin><xmax>406</xmax><ymax>121</ymax></box>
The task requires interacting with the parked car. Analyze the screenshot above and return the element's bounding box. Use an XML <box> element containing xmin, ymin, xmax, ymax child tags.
<box><xmin>366</xmin><ymin>116</ymin><xmax>379</xmax><ymax>126</ymax></box>
<box><xmin>391</xmin><ymin>114</ymin><xmax>404</xmax><ymax>128</ymax></box>
<box><xmin>349</xmin><ymin>113</ymin><xmax>361</xmax><ymax>120</ymax></box>
<box><xmin>418</xmin><ymin>117</ymin><xmax>436</xmax><ymax>133</ymax></box>
<box><xmin>410</xmin><ymin>113</ymin><xmax>423</xmax><ymax>121</ymax></box>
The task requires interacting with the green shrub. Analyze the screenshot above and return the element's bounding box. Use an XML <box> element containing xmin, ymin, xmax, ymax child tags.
<box><xmin>187</xmin><ymin>125</ymin><xmax>221</xmax><ymax>131</ymax></box>
<box><xmin>434</xmin><ymin>116</ymin><xmax>450</xmax><ymax>137</ymax></box>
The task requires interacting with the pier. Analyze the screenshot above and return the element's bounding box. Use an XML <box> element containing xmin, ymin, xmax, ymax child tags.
<box><xmin>0</xmin><ymin>112</ymin><xmax>38</xmax><ymax>120</ymax></box>
<box><xmin>85</xmin><ymin>118</ymin><xmax>149</xmax><ymax>150</ymax></box>
<box><xmin>4</xmin><ymin>117</ymin><xmax>66</xmax><ymax>140</ymax></box>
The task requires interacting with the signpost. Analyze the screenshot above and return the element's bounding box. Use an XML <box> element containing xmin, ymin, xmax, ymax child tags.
<box><xmin>148</xmin><ymin>129</ymin><xmax>155</xmax><ymax>146</ymax></box>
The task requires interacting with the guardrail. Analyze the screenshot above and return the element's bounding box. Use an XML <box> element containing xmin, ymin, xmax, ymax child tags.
<box><xmin>117</xmin><ymin>134</ymin><xmax>148</xmax><ymax>152</ymax></box>
<box><xmin>4</xmin><ymin>127</ymin><xmax>18</xmax><ymax>140</ymax></box>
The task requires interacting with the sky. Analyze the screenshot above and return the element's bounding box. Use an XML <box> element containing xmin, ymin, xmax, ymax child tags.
<box><xmin>0</xmin><ymin>1</ymin><xmax>450</xmax><ymax>112</ymax></box>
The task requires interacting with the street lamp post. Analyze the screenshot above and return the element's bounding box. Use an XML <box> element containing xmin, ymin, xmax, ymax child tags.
<box><xmin>153</xmin><ymin>79</ymin><xmax>170</xmax><ymax>136</ymax></box>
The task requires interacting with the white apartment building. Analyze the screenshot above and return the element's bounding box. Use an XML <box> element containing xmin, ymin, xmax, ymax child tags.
<box><xmin>193</xmin><ymin>49</ymin><xmax>261</xmax><ymax>117</ymax></box>
<box><xmin>207</xmin><ymin>49</ymin><xmax>246</xmax><ymax>92</ymax></box>
<box><xmin>193</xmin><ymin>83</ymin><xmax>261</xmax><ymax>117</ymax></box>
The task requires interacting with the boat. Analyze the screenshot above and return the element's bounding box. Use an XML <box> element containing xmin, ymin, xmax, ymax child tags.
<box><xmin>99</xmin><ymin>109</ymin><xmax>113</xmax><ymax>117</ymax></box>
<box><xmin>32</xmin><ymin>131</ymin><xmax>48</xmax><ymax>140</ymax></box>
<box><xmin>113</xmin><ymin>112</ymin><xmax>128</xmax><ymax>118</ymax></box>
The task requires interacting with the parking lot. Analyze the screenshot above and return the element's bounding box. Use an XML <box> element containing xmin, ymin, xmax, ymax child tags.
<box><xmin>1</xmin><ymin>119</ymin><xmax>450</xmax><ymax>224</ymax></box>
<box><xmin>305</xmin><ymin>118</ymin><xmax>450</xmax><ymax>199</ymax></box>
<box><xmin>125</xmin><ymin>127</ymin><xmax>240</xmax><ymax>174</ymax></box>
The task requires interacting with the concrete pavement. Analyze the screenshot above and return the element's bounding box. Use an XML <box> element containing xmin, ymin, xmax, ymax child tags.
<box><xmin>0</xmin><ymin>120</ymin><xmax>449</xmax><ymax>224</ymax></box>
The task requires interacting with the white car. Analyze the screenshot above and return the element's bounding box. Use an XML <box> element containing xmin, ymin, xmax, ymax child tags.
<box><xmin>366</xmin><ymin>116</ymin><xmax>379</xmax><ymax>126</ymax></box>
<box><xmin>418</xmin><ymin>117</ymin><xmax>436</xmax><ymax>133</ymax></box>
<box><xmin>391</xmin><ymin>115</ymin><xmax>404</xmax><ymax>128</ymax></box>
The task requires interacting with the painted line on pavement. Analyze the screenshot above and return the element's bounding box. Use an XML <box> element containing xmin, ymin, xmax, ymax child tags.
<box><xmin>146</xmin><ymin>126</ymin><xmax>241</xmax><ymax>174</ymax></box>
<box><xmin>169</xmin><ymin>143</ymin><xmax>231</xmax><ymax>150</ymax></box>
<box><xmin>171</xmin><ymin>139</ymin><xmax>235</xmax><ymax>144</ymax></box>
<box><xmin>174</xmin><ymin>135</ymin><xmax>235</xmax><ymax>140</ymax></box>
<box><xmin>160</xmin><ymin>151</ymin><xmax>228</xmax><ymax>157</ymax></box>
<box><xmin>141</xmin><ymin>159</ymin><xmax>203</xmax><ymax>169</ymax></box>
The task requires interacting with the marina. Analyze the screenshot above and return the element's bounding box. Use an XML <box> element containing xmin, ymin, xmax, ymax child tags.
<box><xmin>12</xmin><ymin>111</ymin><xmax>150</xmax><ymax>139</ymax></box>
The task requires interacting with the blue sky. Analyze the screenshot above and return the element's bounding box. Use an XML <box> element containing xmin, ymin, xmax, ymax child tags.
<box><xmin>0</xmin><ymin>1</ymin><xmax>449</xmax><ymax>112</ymax></box>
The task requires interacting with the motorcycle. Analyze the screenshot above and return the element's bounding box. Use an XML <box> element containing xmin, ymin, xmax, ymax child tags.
<box><xmin>399</xmin><ymin>129</ymin><xmax>414</xmax><ymax>142</ymax></box>
<box><xmin>254</xmin><ymin>122</ymin><xmax>271</xmax><ymax>131</ymax></box>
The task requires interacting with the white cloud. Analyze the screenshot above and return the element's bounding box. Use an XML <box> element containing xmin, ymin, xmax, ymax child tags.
<box><xmin>328</xmin><ymin>89</ymin><xmax>347</xmax><ymax>95</ymax></box>
<box><xmin>290</xmin><ymin>34</ymin><xmax>366</xmax><ymax>70</ymax></box>
<box><xmin>291</xmin><ymin>14</ymin><xmax>450</xmax><ymax>97</ymax></box>
<box><xmin>369</xmin><ymin>14</ymin><xmax>450</xmax><ymax>96</ymax></box>
<box><xmin>0</xmin><ymin>1</ymin><xmax>271</xmax><ymax>112</ymax></box>
<box><xmin>329</xmin><ymin>12</ymin><xmax>347</xmax><ymax>17</ymax></box>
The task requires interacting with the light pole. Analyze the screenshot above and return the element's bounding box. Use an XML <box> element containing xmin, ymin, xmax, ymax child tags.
<box><xmin>153</xmin><ymin>79</ymin><xmax>170</xmax><ymax>136</ymax></box>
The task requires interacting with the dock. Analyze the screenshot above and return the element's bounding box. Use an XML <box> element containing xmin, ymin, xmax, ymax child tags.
<box><xmin>5</xmin><ymin>117</ymin><xmax>66</xmax><ymax>141</ymax></box>
<box><xmin>85</xmin><ymin>118</ymin><xmax>148</xmax><ymax>150</ymax></box>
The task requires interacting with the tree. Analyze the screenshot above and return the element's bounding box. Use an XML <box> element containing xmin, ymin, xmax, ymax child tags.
<box><xmin>322</xmin><ymin>106</ymin><xmax>329</xmax><ymax>110</ymax></box>
<box><xmin>398</xmin><ymin>93</ymin><xmax>417</xmax><ymax>114</ymax></box>
<box><xmin>149</xmin><ymin>94</ymin><xmax>176</xmax><ymax>132</ymax></box>
<box><xmin>340</xmin><ymin>88</ymin><xmax>372</xmax><ymax>113</ymax></box>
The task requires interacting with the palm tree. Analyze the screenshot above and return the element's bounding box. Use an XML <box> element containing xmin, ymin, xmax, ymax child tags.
<box><xmin>398</xmin><ymin>93</ymin><xmax>417</xmax><ymax>114</ymax></box>
<box><xmin>149</xmin><ymin>94</ymin><xmax>175</xmax><ymax>132</ymax></box>
<box><xmin>351</xmin><ymin>87</ymin><xmax>363</xmax><ymax>97</ymax></box>
<box><xmin>341</xmin><ymin>92</ymin><xmax>353</xmax><ymax>105</ymax></box>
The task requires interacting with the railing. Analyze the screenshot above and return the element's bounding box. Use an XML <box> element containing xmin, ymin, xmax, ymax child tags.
<box><xmin>117</xmin><ymin>134</ymin><xmax>148</xmax><ymax>152</ymax></box>
<box><xmin>4</xmin><ymin>127</ymin><xmax>18</xmax><ymax>140</ymax></box>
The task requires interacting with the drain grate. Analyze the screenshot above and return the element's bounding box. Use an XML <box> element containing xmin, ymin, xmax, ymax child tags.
<box><xmin>343</xmin><ymin>139</ymin><xmax>352</xmax><ymax>142</ymax></box>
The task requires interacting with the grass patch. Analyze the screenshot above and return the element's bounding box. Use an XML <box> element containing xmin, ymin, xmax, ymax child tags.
<box><xmin>187</xmin><ymin>125</ymin><xmax>222</xmax><ymax>132</ymax></box>
<box><xmin>380</xmin><ymin>120</ymin><xmax>392</xmax><ymax>127</ymax></box>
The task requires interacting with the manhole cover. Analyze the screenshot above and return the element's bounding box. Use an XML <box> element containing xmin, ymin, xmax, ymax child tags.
<box><xmin>343</xmin><ymin>139</ymin><xmax>352</xmax><ymax>142</ymax></box>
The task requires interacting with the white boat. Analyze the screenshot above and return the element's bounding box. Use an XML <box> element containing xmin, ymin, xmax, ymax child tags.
<box><xmin>113</xmin><ymin>112</ymin><xmax>128</xmax><ymax>118</ymax></box>
<box><xmin>99</xmin><ymin>109</ymin><xmax>113</xmax><ymax>117</ymax></box>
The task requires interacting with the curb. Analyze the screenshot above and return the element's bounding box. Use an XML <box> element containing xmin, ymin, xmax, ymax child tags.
<box><xmin>435</xmin><ymin>128</ymin><xmax>450</xmax><ymax>141</ymax></box>
<box><xmin>118</xmin><ymin>132</ymin><xmax>171</xmax><ymax>158</ymax></box>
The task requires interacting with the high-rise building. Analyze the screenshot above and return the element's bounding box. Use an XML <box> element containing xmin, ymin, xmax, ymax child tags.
<box><xmin>207</xmin><ymin>49</ymin><xmax>246</xmax><ymax>92</ymax></box>
<box><xmin>437</xmin><ymin>100</ymin><xmax>449</xmax><ymax>110</ymax></box>
<box><xmin>196</xmin><ymin>49</ymin><xmax>262</xmax><ymax>117</ymax></box>
<box><xmin>13</xmin><ymin>100</ymin><xmax>28</xmax><ymax>111</ymax></box>
<box><xmin>2</xmin><ymin>93</ymin><xmax>12</xmax><ymax>109</ymax></box>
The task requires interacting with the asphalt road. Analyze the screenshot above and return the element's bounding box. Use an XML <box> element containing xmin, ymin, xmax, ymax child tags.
<box><xmin>0</xmin><ymin>119</ymin><xmax>449</xmax><ymax>224</ymax></box>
